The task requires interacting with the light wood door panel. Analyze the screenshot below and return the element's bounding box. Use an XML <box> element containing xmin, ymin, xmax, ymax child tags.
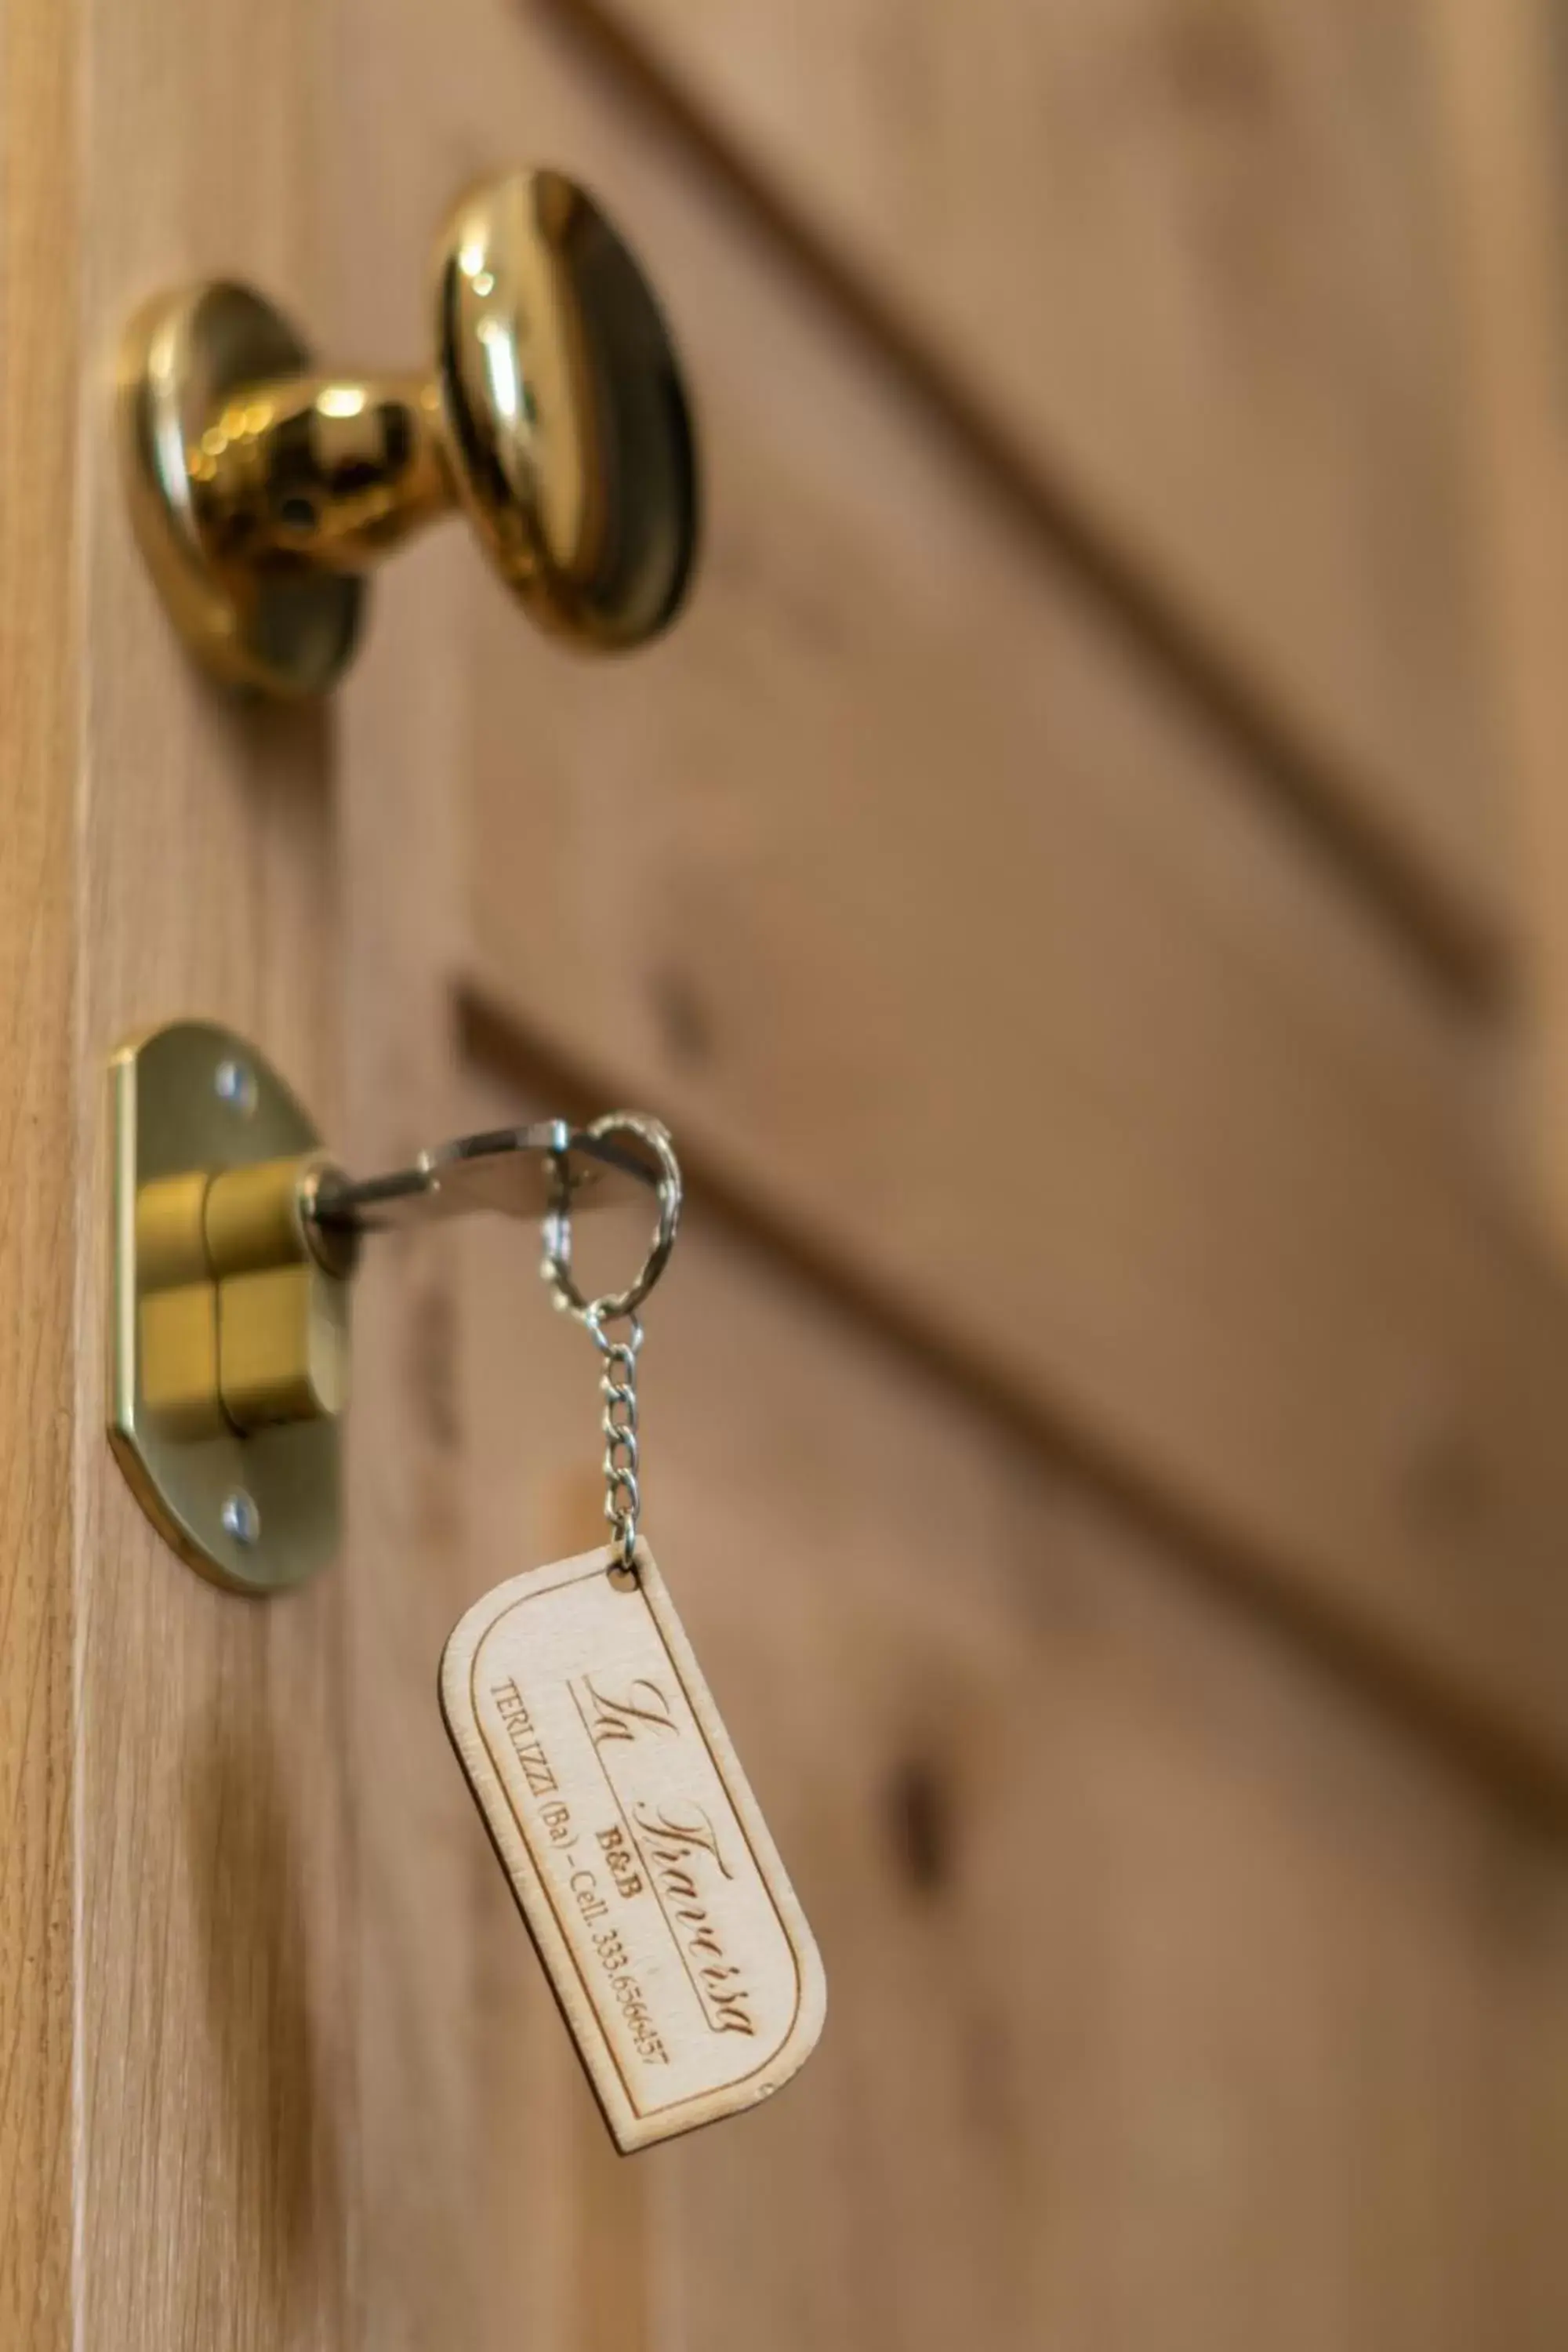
<box><xmin>1</xmin><ymin>1</ymin><xmax>495</xmax><ymax>2342</ymax></box>
<box><xmin>74</xmin><ymin>5</ymin><xmax>355</xmax><ymax>2341</ymax></box>
<box><xmin>0</xmin><ymin>0</ymin><xmax>77</xmax><ymax>2333</ymax></box>
<box><xmin>379</xmin><ymin>4</ymin><xmax>1568</xmax><ymax>1776</ymax></box>
<box><xmin>3</xmin><ymin>0</ymin><xmax>1564</xmax><ymax>2343</ymax></box>
<box><xmin>1432</xmin><ymin>0</ymin><xmax>1568</xmax><ymax>1258</ymax></box>
<box><xmin>561</xmin><ymin>0</ymin><xmax>1504</xmax><ymax>952</ymax></box>
<box><xmin>457</xmin><ymin>1053</ymin><xmax>1568</xmax><ymax>2352</ymax></box>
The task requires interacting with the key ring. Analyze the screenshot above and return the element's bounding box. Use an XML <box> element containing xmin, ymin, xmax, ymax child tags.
<box><xmin>541</xmin><ymin>1111</ymin><xmax>683</xmax><ymax>1327</ymax></box>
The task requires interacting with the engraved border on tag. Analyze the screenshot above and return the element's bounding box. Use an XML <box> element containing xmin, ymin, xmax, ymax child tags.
<box><xmin>440</xmin><ymin>1543</ymin><xmax>826</xmax><ymax>2151</ymax></box>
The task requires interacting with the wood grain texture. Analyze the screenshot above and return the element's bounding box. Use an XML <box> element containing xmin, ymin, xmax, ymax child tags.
<box><xmin>0</xmin><ymin>3</ymin><xmax>499</xmax><ymax>2336</ymax></box>
<box><xmin>325</xmin><ymin>39</ymin><xmax>493</xmax><ymax>2333</ymax></box>
<box><xmin>1428</xmin><ymin>3</ymin><xmax>1568</xmax><ymax>1256</ymax></box>
<box><xmin>456</xmin><ymin>1054</ymin><xmax>1568</xmax><ymax>2352</ymax></box>
<box><xmin>71</xmin><ymin>3</ymin><xmax>357</xmax><ymax>2341</ymax></box>
<box><xmin>0</xmin><ymin>2</ymin><xmax>79</xmax><ymax>2343</ymax></box>
<box><xmin>419</xmin><ymin>4</ymin><xmax>1568</xmax><ymax>1780</ymax></box>
<box><xmin>560</xmin><ymin>0</ymin><xmax>1504</xmax><ymax>953</ymax></box>
<box><xmin>5</xmin><ymin>0</ymin><xmax>1560</xmax><ymax>2339</ymax></box>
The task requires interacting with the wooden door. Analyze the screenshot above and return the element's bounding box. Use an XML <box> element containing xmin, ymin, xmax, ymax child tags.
<box><xmin>6</xmin><ymin>3</ymin><xmax>1568</xmax><ymax>2347</ymax></box>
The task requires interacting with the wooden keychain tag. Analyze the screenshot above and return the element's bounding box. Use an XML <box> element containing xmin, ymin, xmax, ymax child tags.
<box><xmin>441</xmin><ymin>1541</ymin><xmax>826</xmax><ymax>2151</ymax></box>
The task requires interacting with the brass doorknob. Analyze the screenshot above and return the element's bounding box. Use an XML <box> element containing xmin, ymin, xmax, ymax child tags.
<box><xmin>118</xmin><ymin>169</ymin><xmax>699</xmax><ymax>696</ymax></box>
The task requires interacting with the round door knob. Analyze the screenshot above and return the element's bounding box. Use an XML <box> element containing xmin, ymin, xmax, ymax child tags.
<box><xmin>118</xmin><ymin>168</ymin><xmax>700</xmax><ymax>696</ymax></box>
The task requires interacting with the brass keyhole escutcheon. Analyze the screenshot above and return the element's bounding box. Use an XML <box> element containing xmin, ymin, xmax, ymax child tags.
<box><xmin>109</xmin><ymin>1023</ymin><xmax>352</xmax><ymax>1594</ymax></box>
<box><xmin>118</xmin><ymin>167</ymin><xmax>700</xmax><ymax>696</ymax></box>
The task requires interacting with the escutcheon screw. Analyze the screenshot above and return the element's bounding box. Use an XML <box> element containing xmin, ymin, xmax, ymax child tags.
<box><xmin>214</xmin><ymin>1058</ymin><xmax>258</xmax><ymax>1117</ymax></box>
<box><xmin>221</xmin><ymin>1490</ymin><xmax>261</xmax><ymax>1547</ymax></box>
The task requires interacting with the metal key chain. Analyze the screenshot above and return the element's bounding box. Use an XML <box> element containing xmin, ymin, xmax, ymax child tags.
<box><xmin>539</xmin><ymin>1112</ymin><xmax>684</xmax><ymax>1581</ymax></box>
<box><xmin>439</xmin><ymin>1108</ymin><xmax>825</xmax><ymax>2152</ymax></box>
